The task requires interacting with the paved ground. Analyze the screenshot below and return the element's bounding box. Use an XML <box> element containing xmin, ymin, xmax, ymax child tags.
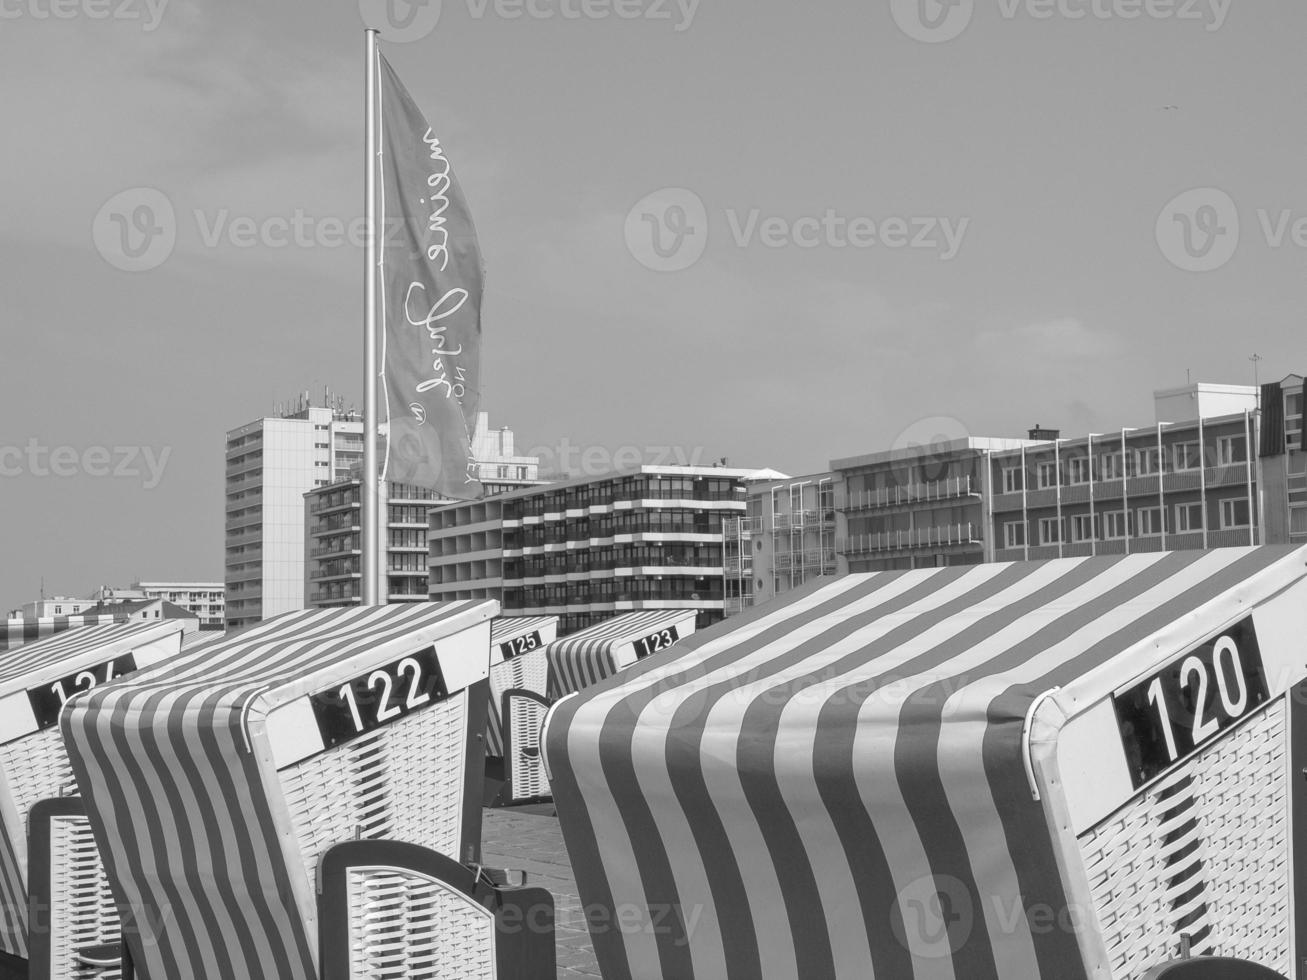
<box><xmin>0</xmin><ymin>806</ymin><xmax>600</xmax><ymax>980</ymax></box>
<box><xmin>482</xmin><ymin>804</ymin><xmax>602</xmax><ymax>978</ymax></box>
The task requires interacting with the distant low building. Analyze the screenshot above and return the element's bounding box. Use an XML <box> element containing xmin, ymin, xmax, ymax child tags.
<box><xmin>2</xmin><ymin>599</ymin><xmax>199</xmax><ymax>653</ymax></box>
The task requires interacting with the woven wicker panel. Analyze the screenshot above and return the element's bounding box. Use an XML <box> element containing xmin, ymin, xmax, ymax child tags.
<box><xmin>0</xmin><ymin>727</ymin><xmax>77</xmax><ymax>847</ymax></box>
<box><xmin>346</xmin><ymin>867</ymin><xmax>495</xmax><ymax>980</ymax></box>
<box><xmin>49</xmin><ymin>814</ymin><xmax>122</xmax><ymax>980</ymax></box>
<box><xmin>281</xmin><ymin>692</ymin><xmax>470</xmax><ymax>887</ymax></box>
<box><xmin>487</xmin><ymin>653</ymin><xmax>548</xmax><ymax>758</ymax></box>
<box><xmin>1078</xmin><ymin>700</ymin><xmax>1289</xmax><ymax>978</ymax></box>
<box><xmin>507</xmin><ymin>695</ymin><xmax>550</xmax><ymax>803</ymax></box>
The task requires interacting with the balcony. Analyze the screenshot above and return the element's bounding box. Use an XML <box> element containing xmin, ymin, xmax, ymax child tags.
<box><xmin>844</xmin><ymin>476</ymin><xmax>978</xmax><ymax>512</ymax></box>
<box><xmin>839</xmin><ymin>523</ymin><xmax>980</xmax><ymax>555</ymax></box>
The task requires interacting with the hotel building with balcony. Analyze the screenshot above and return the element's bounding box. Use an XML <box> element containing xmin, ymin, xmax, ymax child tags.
<box><xmin>305</xmin><ymin>415</ymin><xmax>545</xmax><ymax>609</ymax></box>
<box><xmin>989</xmin><ymin>388</ymin><xmax>1262</xmax><ymax>562</ymax></box>
<box><xmin>427</xmin><ymin>466</ymin><xmax>762</xmax><ymax>635</ymax></box>
<box><xmin>726</xmin><ymin>379</ymin><xmax>1306</xmax><ymax>617</ymax></box>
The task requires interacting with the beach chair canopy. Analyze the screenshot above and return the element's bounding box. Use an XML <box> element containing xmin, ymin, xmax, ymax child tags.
<box><xmin>546</xmin><ymin>609</ymin><xmax>696</xmax><ymax>697</ymax></box>
<box><xmin>545</xmin><ymin>547</ymin><xmax>1307</xmax><ymax>980</ymax></box>
<box><xmin>62</xmin><ymin>601</ymin><xmax>497</xmax><ymax>980</ymax></box>
<box><xmin>486</xmin><ymin>616</ymin><xmax>559</xmax><ymax>758</ymax></box>
<box><xmin>0</xmin><ymin>620</ymin><xmax>184</xmax><ymax>958</ymax></box>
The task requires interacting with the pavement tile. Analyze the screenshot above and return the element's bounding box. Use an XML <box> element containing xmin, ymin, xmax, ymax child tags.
<box><xmin>483</xmin><ymin>806</ymin><xmax>603</xmax><ymax>979</ymax></box>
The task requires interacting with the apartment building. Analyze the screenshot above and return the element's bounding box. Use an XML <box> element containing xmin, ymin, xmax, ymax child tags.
<box><xmin>225</xmin><ymin>393</ymin><xmax>365</xmax><ymax>628</ymax></box>
<box><xmin>305</xmin><ymin>416</ymin><xmax>545</xmax><ymax>608</ymax></box>
<box><xmin>990</xmin><ymin>409</ymin><xmax>1259</xmax><ymax>561</ymax></box>
<box><xmin>428</xmin><ymin>466</ymin><xmax>759</xmax><ymax>634</ymax></box>
<box><xmin>724</xmin><ymin>474</ymin><xmax>840</xmax><ymax>614</ymax></box>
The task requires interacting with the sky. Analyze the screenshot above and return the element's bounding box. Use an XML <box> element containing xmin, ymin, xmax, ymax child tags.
<box><xmin>1</xmin><ymin>0</ymin><xmax>1305</xmax><ymax>612</ymax></box>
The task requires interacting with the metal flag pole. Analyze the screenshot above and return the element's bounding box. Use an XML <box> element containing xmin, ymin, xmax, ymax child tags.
<box><xmin>362</xmin><ymin>27</ymin><xmax>381</xmax><ymax>606</ymax></box>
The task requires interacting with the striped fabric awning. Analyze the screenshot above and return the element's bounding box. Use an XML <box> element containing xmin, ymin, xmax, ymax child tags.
<box><xmin>486</xmin><ymin>616</ymin><xmax>560</xmax><ymax>757</ymax></box>
<box><xmin>0</xmin><ymin>620</ymin><xmax>185</xmax><ymax>959</ymax></box>
<box><xmin>544</xmin><ymin>548</ymin><xmax>1305</xmax><ymax>980</ymax></box>
<box><xmin>0</xmin><ymin>613</ymin><xmax>130</xmax><ymax>653</ymax></box>
<box><xmin>546</xmin><ymin>609</ymin><xmax>697</xmax><ymax>698</ymax></box>
<box><xmin>61</xmin><ymin>601</ymin><xmax>497</xmax><ymax>980</ymax></box>
<box><xmin>490</xmin><ymin>615</ymin><xmax>558</xmax><ymax>657</ymax></box>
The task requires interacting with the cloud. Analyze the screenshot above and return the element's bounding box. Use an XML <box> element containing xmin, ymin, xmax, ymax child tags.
<box><xmin>974</xmin><ymin>316</ymin><xmax>1124</xmax><ymax>361</ymax></box>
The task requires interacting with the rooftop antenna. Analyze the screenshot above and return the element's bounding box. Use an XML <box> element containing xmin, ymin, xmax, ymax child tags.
<box><xmin>1250</xmin><ymin>353</ymin><xmax>1263</xmax><ymax>387</ymax></box>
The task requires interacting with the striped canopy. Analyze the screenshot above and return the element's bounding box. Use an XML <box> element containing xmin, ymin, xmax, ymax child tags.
<box><xmin>491</xmin><ymin>615</ymin><xmax>558</xmax><ymax>650</ymax></box>
<box><xmin>544</xmin><ymin>547</ymin><xmax>1305</xmax><ymax>980</ymax></box>
<box><xmin>0</xmin><ymin>620</ymin><xmax>184</xmax><ymax>958</ymax></box>
<box><xmin>547</xmin><ymin>609</ymin><xmax>697</xmax><ymax>698</ymax></box>
<box><xmin>61</xmin><ymin>601</ymin><xmax>496</xmax><ymax>980</ymax></box>
<box><xmin>0</xmin><ymin>613</ymin><xmax>131</xmax><ymax>653</ymax></box>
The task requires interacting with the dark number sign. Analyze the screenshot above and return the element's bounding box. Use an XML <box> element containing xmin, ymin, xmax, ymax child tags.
<box><xmin>28</xmin><ymin>653</ymin><xmax>139</xmax><ymax>731</ymax></box>
<box><xmin>1112</xmin><ymin>617</ymin><xmax>1268</xmax><ymax>789</ymax></box>
<box><xmin>499</xmin><ymin>630</ymin><xmax>542</xmax><ymax>660</ymax></box>
<box><xmin>632</xmin><ymin>625</ymin><xmax>681</xmax><ymax>660</ymax></box>
<box><xmin>310</xmin><ymin>648</ymin><xmax>448</xmax><ymax>750</ymax></box>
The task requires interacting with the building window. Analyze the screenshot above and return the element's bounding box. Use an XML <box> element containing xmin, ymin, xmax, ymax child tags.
<box><xmin>1067</xmin><ymin>458</ymin><xmax>1091</xmax><ymax>485</ymax></box>
<box><xmin>1071</xmin><ymin>514</ymin><xmax>1098</xmax><ymax>543</ymax></box>
<box><xmin>1173</xmin><ymin>442</ymin><xmax>1202</xmax><ymax>472</ymax></box>
<box><xmin>1175</xmin><ymin>501</ymin><xmax>1205</xmax><ymax>533</ymax></box>
<box><xmin>1221</xmin><ymin>498</ymin><xmax>1251</xmax><ymax>529</ymax></box>
<box><xmin>1002</xmin><ymin>467</ymin><xmax>1024</xmax><ymax>494</ymax></box>
<box><xmin>1136</xmin><ymin>507</ymin><xmax>1163</xmax><ymax>537</ymax></box>
<box><xmin>1103</xmin><ymin>511</ymin><xmax>1129</xmax><ymax>539</ymax></box>
<box><xmin>1038</xmin><ymin>517</ymin><xmax>1062</xmax><ymax>545</ymax></box>
<box><xmin>1134</xmin><ymin>448</ymin><xmax>1161</xmax><ymax>477</ymax></box>
<box><xmin>1037</xmin><ymin>462</ymin><xmax>1058</xmax><ymax>489</ymax></box>
<box><xmin>1100</xmin><ymin>453</ymin><xmax>1124</xmax><ymax>482</ymax></box>
<box><xmin>1004</xmin><ymin>522</ymin><xmax>1026</xmax><ymax>549</ymax></box>
<box><xmin>1216</xmin><ymin>435</ymin><xmax>1248</xmax><ymax>466</ymax></box>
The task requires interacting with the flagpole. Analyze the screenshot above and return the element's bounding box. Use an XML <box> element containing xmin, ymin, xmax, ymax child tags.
<box><xmin>362</xmin><ymin>27</ymin><xmax>381</xmax><ymax>607</ymax></box>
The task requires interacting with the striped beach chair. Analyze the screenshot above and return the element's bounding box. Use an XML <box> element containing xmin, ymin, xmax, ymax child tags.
<box><xmin>501</xmin><ymin>610</ymin><xmax>696</xmax><ymax>807</ymax></box>
<box><xmin>546</xmin><ymin>548</ymin><xmax>1307</xmax><ymax>980</ymax></box>
<box><xmin>485</xmin><ymin>616</ymin><xmax>558</xmax><ymax>761</ymax></box>
<box><xmin>0</xmin><ymin>621</ymin><xmax>185</xmax><ymax>979</ymax></box>
<box><xmin>60</xmin><ymin>603</ymin><xmax>554</xmax><ymax>980</ymax></box>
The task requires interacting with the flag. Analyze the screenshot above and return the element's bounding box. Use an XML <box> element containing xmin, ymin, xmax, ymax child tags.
<box><xmin>378</xmin><ymin>53</ymin><xmax>483</xmax><ymax>498</ymax></box>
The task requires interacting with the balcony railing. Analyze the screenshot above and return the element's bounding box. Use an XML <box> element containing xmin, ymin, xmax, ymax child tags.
<box><xmin>771</xmin><ymin>510</ymin><xmax>837</xmax><ymax>530</ymax></box>
<box><xmin>844</xmin><ymin>476</ymin><xmax>977</xmax><ymax>511</ymax></box>
<box><xmin>839</xmin><ymin>523</ymin><xmax>980</xmax><ymax>555</ymax></box>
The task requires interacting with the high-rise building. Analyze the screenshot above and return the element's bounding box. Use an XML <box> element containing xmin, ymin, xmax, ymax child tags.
<box><xmin>225</xmin><ymin>392</ymin><xmax>365</xmax><ymax>629</ymax></box>
<box><xmin>428</xmin><ymin>466</ymin><xmax>766</xmax><ymax>634</ymax></box>
<box><xmin>304</xmin><ymin>413</ymin><xmax>546</xmax><ymax>609</ymax></box>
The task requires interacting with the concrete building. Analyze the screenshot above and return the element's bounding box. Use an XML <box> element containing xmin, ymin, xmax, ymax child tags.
<box><xmin>225</xmin><ymin>392</ymin><xmax>365</xmax><ymax>629</ymax></box>
<box><xmin>729</xmin><ymin>380</ymin><xmax>1299</xmax><ymax>617</ymax></box>
<box><xmin>724</xmin><ymin>474</ymin><xmax>840</xmax><ymax>615</ymax></box>
<box><xmin>428</xmin><ymin>466</ymin><xmax>762</xmax><ymax>634</ymax></box>
<box><xmin>10</xmin><ymin>583</ymin><xmax>223</xmax><ymax>630</ymax></box>
<box><xmin>304</xmin><ymin>415</ymin><xmax>545</xmax><ymax>609</ymax></box>
<box><xmin>990</xmin><ymin>387</ymin><xmax>1261</xmax><ymax>561</ymax></box>
<box><xmin>131</xmin><ymin>582</ymin><xmax>225</xmax><ymax>630</ymax></box>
